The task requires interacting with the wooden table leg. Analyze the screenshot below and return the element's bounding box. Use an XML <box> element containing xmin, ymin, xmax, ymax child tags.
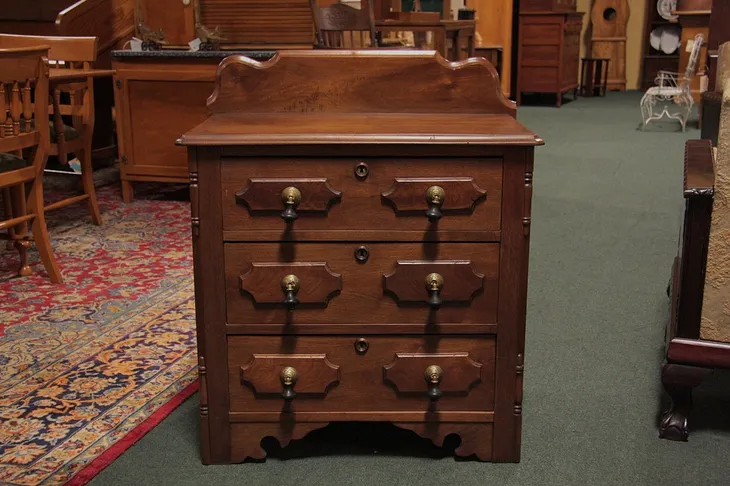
<box><xmin>434</xmin><ymin>29</ymin><xmax>447</xmax><ymax>60</ymax></box>
<box><xmin>451</xmin><ymin>30</ymin><xmax>460</xmax><ymax>61</ymax></box>
<box><xmin>467</xmin><ymin>30</ymin><xmax>475</xmax><ymax>59</ymax></box>
<box><xmin>594</xmin><ymin>59</ymin><xmax>604</xmax><ymax>96</ymax></box>
<box><xmin>584</xmin><ymin>59</ymin><xmax>596</xmax><ymax>97</ymax></box>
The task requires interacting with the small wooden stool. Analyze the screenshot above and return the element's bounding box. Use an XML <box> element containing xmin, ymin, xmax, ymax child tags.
<box><xmin>580</xmin><ymin>58</ymin><xmax>610</xmax><ymax>97</ymax></box>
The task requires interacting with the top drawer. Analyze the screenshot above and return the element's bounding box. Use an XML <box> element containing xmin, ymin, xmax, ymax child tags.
<box><xmin>220</xmin><ymin>158</ymin><xmax>503</xmax><ymax>241</ymax></box>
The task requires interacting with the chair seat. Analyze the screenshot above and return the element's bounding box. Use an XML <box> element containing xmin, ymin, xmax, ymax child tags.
<box><xmin>645</xmin><ymin>86</ymin><xmax>685</xmax><ymax>97</ymax></box>
<box><xmin>50</xmin><ymin>123</ymin><xmax>80</xmax><ymax>143</ymax></box>
<box><xmin>0</xmin><ymin>152</ymin><xmax>29</xmax><ymax>173</ymax></box>
<box><xmin>20</xmin><ymin>119</ymin><xmax>80</xmax><ymax>143</ymax></box>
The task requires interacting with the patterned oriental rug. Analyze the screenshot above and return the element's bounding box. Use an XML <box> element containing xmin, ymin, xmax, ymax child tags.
<box><xmin>0</xmin><ymin>169</ymin><xmax>198</xmax><ymax>486</ymax></box>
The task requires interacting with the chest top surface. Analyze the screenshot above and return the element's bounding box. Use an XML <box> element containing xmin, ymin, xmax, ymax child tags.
<box><xmin>178</xmin><ymin>50</ymin><xmax>543</xmax><ymax>148</ymax></box>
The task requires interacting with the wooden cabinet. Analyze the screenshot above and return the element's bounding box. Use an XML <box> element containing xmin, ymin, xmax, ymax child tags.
<box><xmin>111</xmin><ymin>50</ymin><xmax>274</xmax><ymax>202</ymax></box>
<box><xmin>517</xmin><ymin>11</ymin><xmax>584</xmax><ymax>107</ymax></box>
<box><xmin>179</xmin><ymin>50</ymin><xmax>542</xmax><ymax>463</ymax></box>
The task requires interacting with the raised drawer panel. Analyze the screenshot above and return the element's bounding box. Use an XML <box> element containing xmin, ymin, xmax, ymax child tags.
<box><xmin>518</xmin><ymin>66</ymin><xmax>560</xmax><ymax>92</ymax></box>
<box><xmin>521</xmin><ymin>45</ymin><xmax>560</xmax><ymax>65</ymax></box>
<box><xmin>521</xmin><ymin>24</ymin><xmax>562</xmax><ymax>45</ymax></box>
<box><xmin>224</xmin><ymin>242</ymin><xmax>499</xmax><ymax>327</ymax></box>
<box><xmin>228</xmin><ymin>335</ymin><xmax>496</xmax><ymax>412</ymax></box>
<box><xmin>220</xmin><ymin>158</ymin><xmax>502</xmax><ymax>237</ymax></box>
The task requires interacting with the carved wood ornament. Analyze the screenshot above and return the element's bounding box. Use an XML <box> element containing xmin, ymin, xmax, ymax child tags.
<box><xmin>383</xmin><ymin>260</ymin><xmax>485</xmax><ymax>305</ymax></box>
<box><xmin>239</xmin><ymin>262</ymin><xmax>343</xmax><ymax>306</ymax></box>
<box><xmin>240</xmin><ymin>354</ymin><xmax>341</xmax><ymax>397</ymax></box>
<box><xmin>383</xmin><ymin>352</ymin><xmax>483</xmax><ymax>394</ymax></box>
<box><xmin>235</xmin><ymin>178</ymin><xmax>342</xmax><ymax>215</ymax></box>
<box><xmin>381</xmin><ymin>177</ymin><xmax>488</xmax><ymax>215</ymax></box>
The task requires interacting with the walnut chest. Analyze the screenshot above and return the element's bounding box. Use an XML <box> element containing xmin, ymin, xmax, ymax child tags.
<box><xmin>178</xmin><ymin>50</ymin><xmax>543</xmax><ymax>463</ymax></box>
<box><xmin>517</xmin><ymin>11</ymin><xmax>584</xmax><ymax>107</ymax></box>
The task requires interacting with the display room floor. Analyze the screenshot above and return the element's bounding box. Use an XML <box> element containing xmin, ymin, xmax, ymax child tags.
<box><xmin>3</xmin><ymin>92</ymin><xmax>730</xmax><ymax>484</ymax></box>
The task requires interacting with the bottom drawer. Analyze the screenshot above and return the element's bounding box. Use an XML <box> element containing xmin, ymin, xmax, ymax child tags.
<box><xmin>228</xmin><ymin>335</ymin><xmax>495</xmax><ymax>413</ymax></box>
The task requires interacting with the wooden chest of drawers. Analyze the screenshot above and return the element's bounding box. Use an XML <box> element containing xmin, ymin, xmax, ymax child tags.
<box><xmin>517</xmin><ymin>11</ymin><xmax>584</xmax><ymax>107</ymax></box>
<box><xmin>179</xmin><ymin>50</ymin><xmax>542</xmax><ymax>463</ymax></box>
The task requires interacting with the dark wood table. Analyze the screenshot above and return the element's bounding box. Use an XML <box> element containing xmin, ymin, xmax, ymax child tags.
<box><xmin>375</xmin><ymin>19</ymin><xmax>476</xmax><ymax>61</ymax></box>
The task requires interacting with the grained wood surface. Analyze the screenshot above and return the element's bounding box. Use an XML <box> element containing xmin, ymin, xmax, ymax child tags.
<box><xmin>381</xmin><ymin>177</ymin><xmax>487</xmax><ymax>212</ymax></box>
<box><xmin>199</xmin><ymin>0</ymin><xmax>315</xmax><ymax>48</ymax></box>
<box><xmin>200</xmin><ymin>50</ymin><xmax>515</xmax><ymax>117</ymax></box>
<box><xmin>192</xmin><ymin>147</ymin><xmax>231</xmax><ymax>464</ymax></box>
<box><xmin>225</xmin><ymin>243</ymin><xmax>499</xmax><ymax>326</ymax></box>
<box><xmin>239</xmin><ymin>262</ymin><xmax>342</xmax><ymax>305</ymax></box>
<box><xmin>228</xmin><ymin>336</ymin><xmax>496</xmax><ymax>412</ymax></box>
<box><xmin>240</xmin><ymin>354</ymin><xmax>341</xmax><ymax>395</ymax></box>
<box><xmin>221</xmin><ymin>157</ymin><xmax>503</xmax><ymax>236</ymax></box>
<box><xmin>383</xmin><ymin>352</ymin><xmax>482</xmax><ymax>393</ymax></box>
<box><xmin>236</xmin><ymin>178</ymin><xmax>342</xmax><ymax>213</ymax></box>
<box><xmin>180</xmin><ymin>113</ymin><xmax>540</xmax><ymax>146</ymax></box>
<box><xmin>383</xmin><ymin>260</ymin><xmax>484</xmax><ymax>304</ymax></box>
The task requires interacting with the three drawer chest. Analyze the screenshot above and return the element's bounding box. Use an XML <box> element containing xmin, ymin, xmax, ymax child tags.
<box><xmin>179</xmin><ymin>50</ymin><xmax>543</xmax><ymax>463</ymax></box>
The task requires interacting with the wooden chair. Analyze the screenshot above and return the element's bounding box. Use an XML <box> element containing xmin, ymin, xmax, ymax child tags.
<box><xmin>310</xmin><ymin>1</ymin><xmax>378</xmax><ymax>49</ymax></box>
<box><xmin>0</xmin><ymin>46</ymin><xmax>62</xmax><ymax>283</ymax></box>
<box><xmin>640</xmin><ymin>33</ymin><xmax>705</xmax><ymax>132</ymax></box>
<box><xmin>0</xmin><ymin>34</ymin><xmax>102</xmax><ymax>226</ymax></box>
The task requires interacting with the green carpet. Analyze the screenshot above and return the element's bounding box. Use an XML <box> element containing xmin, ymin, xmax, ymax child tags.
<box><xmin>91</xmin><ymin>92</ymin><xmax>730</xmax><ymax>485</ymax></box>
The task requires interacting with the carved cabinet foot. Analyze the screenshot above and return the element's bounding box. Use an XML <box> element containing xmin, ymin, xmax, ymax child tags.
<box><xmin>393</xmin><ymin>422</ymin><xmax>493</xmax><ymax>461</ymax></box>
<box><xmin>230</xmin><ymin>422</ymin><xmax>330</xmax><ymax>462</ymax></box>
<box><xmin>659</xmin><ymin>363</ymin><xmax>712</xmax><ymax>441</ymax></box>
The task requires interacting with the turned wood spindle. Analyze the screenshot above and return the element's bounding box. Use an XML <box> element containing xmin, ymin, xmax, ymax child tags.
<box><xmin>22</xmin><ymin>80</ymin><xmax>32</xmax><ymax>134</ymax></box>
<box><xmin>11</xmin><ymin>81</ymin><xmax>21</xmax><ymax>136</ymax></box>
<box><xmin>0</xmin><ymin>83</ymin><xmax>6</xmax><ymax>138</ymax></box>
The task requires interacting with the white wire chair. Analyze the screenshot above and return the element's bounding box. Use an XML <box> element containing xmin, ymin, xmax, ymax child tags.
<box><xmin>640</xmin><ymin>33</ymin><xmax>704</xmax><ymax>132</ymax></box>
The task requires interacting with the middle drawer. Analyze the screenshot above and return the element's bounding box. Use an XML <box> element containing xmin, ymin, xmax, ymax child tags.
<box><xmin>225</xmin><ymin>242</ymin><xmax>499</xmax><ymax>328</ymax></box>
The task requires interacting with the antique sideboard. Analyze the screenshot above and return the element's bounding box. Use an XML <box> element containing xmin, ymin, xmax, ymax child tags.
<box><xmin>179</xmin><ymin>50</ymin><xmax>542</xmax><ymax>462</ymax></box>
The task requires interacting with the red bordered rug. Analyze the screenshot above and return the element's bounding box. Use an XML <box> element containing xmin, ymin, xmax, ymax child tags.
<box><xmin>0</xmin><ymin>169</ymin><xmax>198</xmax><ymax>485</ymax></box>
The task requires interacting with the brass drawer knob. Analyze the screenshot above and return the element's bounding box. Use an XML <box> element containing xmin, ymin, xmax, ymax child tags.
<box><xmin>280</xmin><ymin>186</ymin><xmax>302</xmax><ymax>224</ymax></box>
<box><xmin>280</xmin><ymin>274</ymin><xmax>300</xmax><ymax>310</ymax></box>
<box><xmin>280</xmin><ymin>366</ymin><xmax>298</xmax><ymax>401</ymax></box>
<box><xmin>425</xmin><ymin>272</ymin><xmax>444</xmax><ymax>310</ymax></box>
<box><xmin>425</xmin><ymin>185</ymin><xmax>445</xmax><ymax>221</ymax></box>
<box><xmin>424</xmin><ymin>364</ymin><xmax>443</xmax><ymax>402</ymax></box>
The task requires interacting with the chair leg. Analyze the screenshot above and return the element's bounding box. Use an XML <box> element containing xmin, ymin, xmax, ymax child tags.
<box><xmin>10</xmin><ymin>184</ymin><xmax>32</xmax><ymax>277</ymax></box>
<box><xmin>640</xmin><ymin>93</ymin><xmax>652</xmax><ymax>131</ymax></box>
<box><xmin>80</xmin><ymin>141</ymin><xmax>103</xmax><ymax>225</ymax></box>
<box><xmin>28</xmin><ymin>178</ymin><xmax>63</xmax><ymax>284</ymax></box>
<box><xmin>659</xmin><ymin>363</ymin><xmax>712</xmax><ymax>441</ymax></box>
<box><xmin>2</xmin><ymin>187</ymin><xmax>15</xmax><ymax>251</ymax></box>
